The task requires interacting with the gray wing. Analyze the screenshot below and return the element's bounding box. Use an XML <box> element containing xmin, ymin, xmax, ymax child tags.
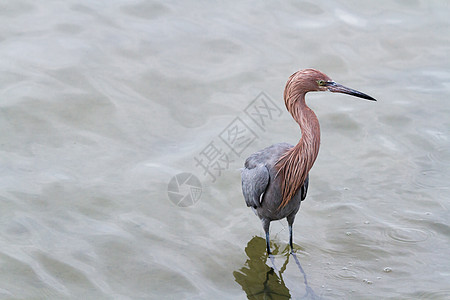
<box><xmin>241</xmin><ymin>165</ymin><xmax>269</xmax><ymax>208</ymax></box>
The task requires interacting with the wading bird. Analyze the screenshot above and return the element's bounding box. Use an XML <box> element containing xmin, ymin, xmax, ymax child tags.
<box><xmin>241</xmin><ymin>69</ymin><xmax>376</xmax><ymax>254</ymax></box>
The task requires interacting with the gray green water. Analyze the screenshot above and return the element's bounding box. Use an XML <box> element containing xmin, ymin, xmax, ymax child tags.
<box><xmin>1</xmin><ymin>1</ymin><xmax>449</xmax><ymax>299</ymax></box>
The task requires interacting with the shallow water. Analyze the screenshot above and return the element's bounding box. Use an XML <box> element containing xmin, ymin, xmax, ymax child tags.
<box><xmin>1</xmin><ymin>1</ymin><xmax>449</xmax><ymax>299</ymax></box>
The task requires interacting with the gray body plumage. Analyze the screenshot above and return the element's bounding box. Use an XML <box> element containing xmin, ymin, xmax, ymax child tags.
<box><xmin>241</xmin><ymin>142</ymin><xmax>309</xmax><ymax>251</ymax></box>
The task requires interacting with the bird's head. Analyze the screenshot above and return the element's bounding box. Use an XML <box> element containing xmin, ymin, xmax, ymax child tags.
<box><xmin>284</xmin><ymin>68</ymin><xmax>376</xmax><ymax>104</ymax></box>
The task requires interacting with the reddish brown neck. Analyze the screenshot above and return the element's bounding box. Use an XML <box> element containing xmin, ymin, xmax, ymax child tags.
<box><xmin>277</xmin><ymin>94</ymin><xmax>321</xmax><ymax>208</ymax></box>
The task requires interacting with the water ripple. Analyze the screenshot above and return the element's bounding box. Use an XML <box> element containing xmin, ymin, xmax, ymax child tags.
<box><xmin>385</xmin><ymin>227</ymin><xmax>430</xmax><ymax>244</ymax></box>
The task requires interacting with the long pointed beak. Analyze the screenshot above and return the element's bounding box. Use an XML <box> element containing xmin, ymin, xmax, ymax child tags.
<box><xmin>326</xmin><ymin>82</ymin><xmax>376</xmax><ymax>101</ymax></box>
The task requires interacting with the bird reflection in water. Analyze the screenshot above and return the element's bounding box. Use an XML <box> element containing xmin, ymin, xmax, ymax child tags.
<box><xmin>233</xmin><ymin>236</ymin><xmax>319</xmax><ymax>299</ymax></box>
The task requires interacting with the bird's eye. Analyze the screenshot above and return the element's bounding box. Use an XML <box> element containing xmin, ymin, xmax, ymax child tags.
<box><xmin>317</xmin><ymin>80</ymin><xmax>325</xmax><ymax>86</ymax></box>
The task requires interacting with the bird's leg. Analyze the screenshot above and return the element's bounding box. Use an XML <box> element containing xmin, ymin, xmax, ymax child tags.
<box><xmin>262</xmin><ymin>219</ymin><xmax>271</xmax><ymax>254</ymax></box>
<box><xmin>289</xmin><ymin>225</ymin><xmax>294</xmax><ymax>252</ymax></box>
<box><xmin>287</xmin><ymin>214</ymin><xmax>296</xmax><ymax>253</ymax></box>
<box><xmin>265</xmin><ymin>231</ymin><xmax>271</xmax><ymax>254</ymax></box>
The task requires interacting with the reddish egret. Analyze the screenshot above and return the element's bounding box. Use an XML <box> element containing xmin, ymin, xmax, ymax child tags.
<box><xmin>241</xmin><ymin>69</ymin><xmax>376</xmax><ymax>254</ymax></box>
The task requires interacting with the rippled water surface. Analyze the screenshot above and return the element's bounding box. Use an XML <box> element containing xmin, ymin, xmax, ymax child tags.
<box><xmin>1</xmin><ymin>1</ymin><xmax>449</xmax><ymax>299</ymax></box>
